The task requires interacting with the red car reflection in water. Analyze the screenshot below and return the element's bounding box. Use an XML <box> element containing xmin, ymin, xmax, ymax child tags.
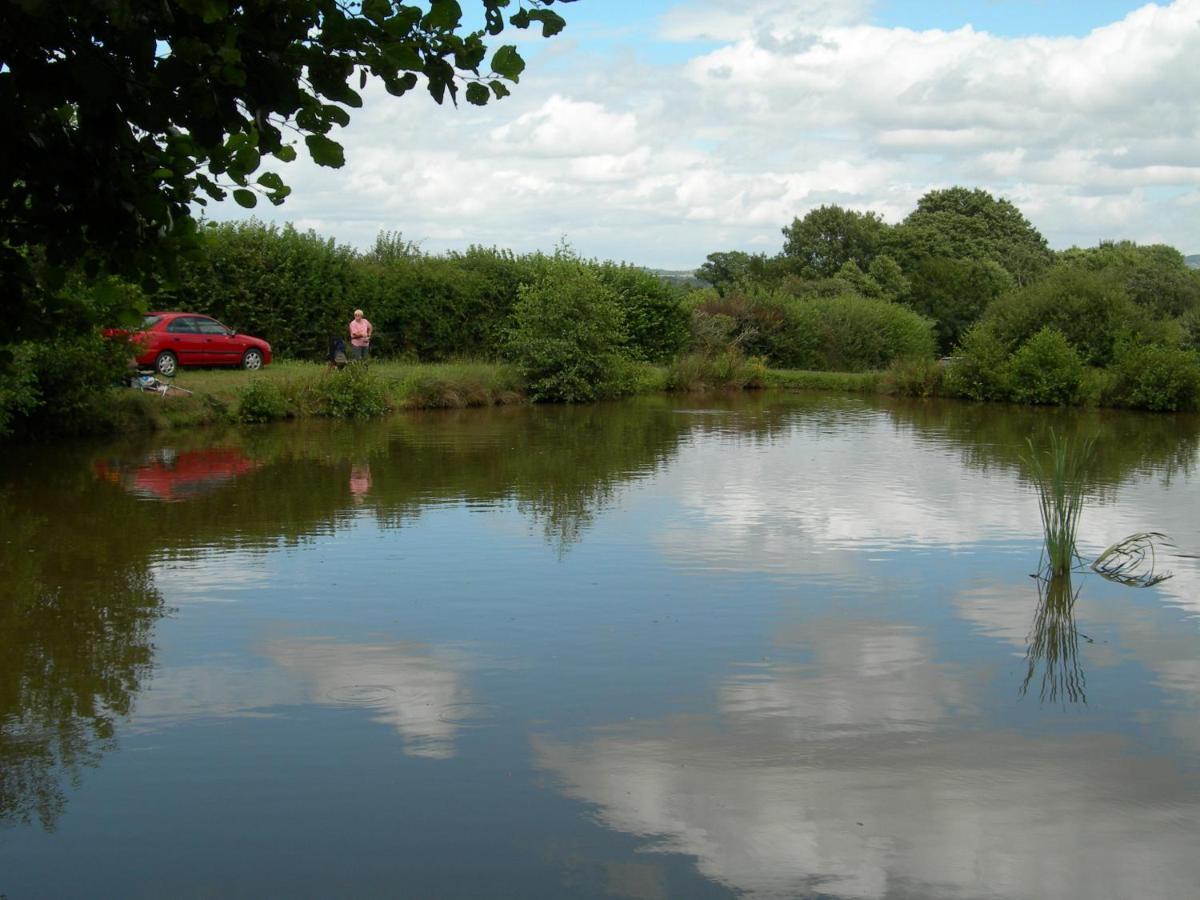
<box><xmin>94</xmin><ymin>447</ymin><xmax>258</xmax><ymax>502</ymax></box>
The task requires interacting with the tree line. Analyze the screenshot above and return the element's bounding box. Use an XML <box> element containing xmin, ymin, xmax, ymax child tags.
<box><xmin>3</xmin><ymin>186</ymin><xmax>1200</xmax><ymax>436</ymax></box>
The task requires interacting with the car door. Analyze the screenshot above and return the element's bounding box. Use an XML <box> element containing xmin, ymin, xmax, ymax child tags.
<box><xmin>194</xmin><ymin>316</ymin><xmax>239</xmax><ymax>365</ymax></box>
<box><xmin>164</xmin><ymin>315</ymin><xmax>207</xmax><ymax>364</ymax></box>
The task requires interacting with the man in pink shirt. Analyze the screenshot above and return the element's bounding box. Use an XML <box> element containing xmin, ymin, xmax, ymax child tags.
<box><xmin>349</xmin><ymin>308</ymin><xmax>373</xmax><ymax>362</ymax></box>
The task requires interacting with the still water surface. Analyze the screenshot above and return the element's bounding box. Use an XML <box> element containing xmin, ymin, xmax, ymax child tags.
<box><xmin>2</xmin><ymin>393</ymin><xmax>1199</xmax><ymax>898</ymax></box>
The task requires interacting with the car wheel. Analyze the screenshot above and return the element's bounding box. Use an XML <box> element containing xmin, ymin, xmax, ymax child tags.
<box><xmin>155</xmin><ymin>351</ymin><xmax>178</xmax><ymax>377</ymax></box>
<box><xmin>242</xmin><ymin>349</ymin><xmax>264</xmax><ymax>370</ymax></box>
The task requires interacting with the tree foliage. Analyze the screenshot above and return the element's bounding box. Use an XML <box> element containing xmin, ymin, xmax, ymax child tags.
<box><xmin>890</xmin><ymin>187</ymin><xmax>1053</xmax><ymax>286</ymax></box>
<box><xmin>781</xmin><ymin>205</ymin><xmax>890</xmax><ymax>278</ymax></box>
<box><xmin>0</xmin><ymin>0</ymin><xmax>574</xmax><ymax>314</ymax></box>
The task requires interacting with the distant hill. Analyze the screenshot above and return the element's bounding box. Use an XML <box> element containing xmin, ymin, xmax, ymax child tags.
<box><xmin>1186</xmin><ymin>255</ymin><xmax>1200</xmax><ymax>270</ymax></box>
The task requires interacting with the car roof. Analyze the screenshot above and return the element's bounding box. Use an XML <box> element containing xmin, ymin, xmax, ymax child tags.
<box><xmin>146</xmin><ymin>311</ymin><xmax>216</xmax><ymax>318</ymax></box>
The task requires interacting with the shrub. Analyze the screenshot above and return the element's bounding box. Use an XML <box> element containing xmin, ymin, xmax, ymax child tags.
<box><xmin>314</xmin><ymin>365</ymin><xmax>390</xmax><ymax>418</ymax></box>
<box><xmin>594</xmin><ymin>263</ymin><xmax>690</xmax><ymax>362</ymax></box>
<box><xmin>980</xmin><ymin>266</ymin><xmax>1145</xmax><ymax>366</ymax></box>
<box><xmin>1008</xmin><ymin>327</ymin><xmax>1083</xmax><ymax>406</ymax></box>
<box><xmin>0</xmin><ymin>351</ymin><xmax>39</xmax><ymax>437</ymax></box>
<box><xmin>781</xmin><ymin>294</ymin><xmax>936</xmax><ymax>371</ymax></box>
<box><xmin>5</xmin><ymin>333</ymin><xmax>131</xmax><ymax>435</ymax></box>
<box><xmin>1181</xmin><ymin>309</ymin><xmax>1200</xmax><ymax>352</ymax></box>
<box><xmin>885</xmin><ymin>355</ymin><xmax>945</xmax><ymax>398</ymax></box>
<box><xmin>943</xmin><ymin>323</ymin><xmax>1012</xmax><ymax>401</ymax></box>
<box><xmin>1111</xmin><ymin>343</ymin><xmax>1200</xmax><ymax>411</ymax></box>
<box><xmin>665</xmin><ymin>351</ymin><xmax>767</xmax><ymax>391</ymax></box>
<box><xmin>505</xmin><ymin>258</ymin><xmax>628</xmax><ymax>402</ymax></box>
<box><xmin>237</xmin><ymin>379</ymin><xmax>289</xmax><ymax>423</ymax></box>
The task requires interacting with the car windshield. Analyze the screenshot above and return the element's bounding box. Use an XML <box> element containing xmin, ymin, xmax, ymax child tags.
<box><xmin>141</xmin><ymin>315</ymin><xmax>162</xmax><ymax>329</ymax></box>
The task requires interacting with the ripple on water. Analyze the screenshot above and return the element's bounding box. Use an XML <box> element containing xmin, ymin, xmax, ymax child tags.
<box><xmin>325</xmin><ymin>684</ymin><xmax>398</xmax><ymax>706</ymax></box>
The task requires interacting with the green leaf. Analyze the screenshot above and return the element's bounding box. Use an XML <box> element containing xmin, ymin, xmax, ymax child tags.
<box><xmin>256</xmin><ymin>172</ymin><xmax>285</xmax><ymax>191</ymax></box>
<box><xmin>527</xmin><ymin>9</ymin><xmax>567</xmax><ymax>37</ymax></box>
<box><xmin>465</xmin><ymin>82</ymin><xmax>490</xmax><ymax>106</ymax></box>
<box><xmin>489</xmin><ymin>80</ymin><xmax>511</xmax><ymax>99</ymax></box>
<box><xmin>305</xmin><ymin>134</ymin><xmax>346</xmax><ymax>168</ymax></box>
<box><xmin>423</xmin><ymin>0</ymin><xmax>462</xmax><ymax>30</ymax></box>
<box><xmin>362</xmin><ymin>0</ymin><xmax>391</xmax><ymax>24</ymax></box>
<box><xmin>491</xmin><ymin>45</ymin><xmax>525</xmax><ymax>81</ymax></box>
<box><xmin>384</xmin><ymin>72</ymin><xmax>420</xmax><ymax>96</ymax></box>
<box><xmin>233</xmin><ymin>189</ymin><xmax>258</xmax><ymax>209</ymax></box>
<box><xmin>274</xmin><ymin>145</ymin><xmax>297</xmax><ymax>163</ymax></box>
<box><xmin>323</xmin><ymin>105</ymin><xmax>352</xmax><ymax>128</ymax></box>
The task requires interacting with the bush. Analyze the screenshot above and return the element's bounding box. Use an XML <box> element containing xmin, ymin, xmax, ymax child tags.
<box><xmin>237</xmin><ymin>379</ymin><xmax>289</xmax><ymax>423</ymax></box>
<box><xmin>505</xmin><ymin>258</ymin><xmax>628</xmax><ymax>402</ymax></box>
<box><xmin>1181</xmin><ymin>309</ymin><xmax>1200</xmax><ymax>352</ymax></box>
<box><xmin>687</xmin><ymin>289</ymin><xmax>934</xmax><ymax>372</ymax></box>
<box><xmin>1111</xmin><ymin>343</ymin><xmax>1200</xmax><ymax>411</ymax></box>
<box><xmin>884</xmin><ymin>355</ymin><xmax>945</xmax><ymax>398</ymax></box>
<box><xmin>665</xmin><ymin>350</ymin><xmax>767</xmax><ymax>391</ymax></box>
<box><xmin>980</xmin><ymin>266</ymin><xmax>1146</xmax><ymax>366</ymax></box>
<box><xmin>594</xmin><ymin>264</ymin><xmax>690</xmax><ymax>362</ymax></box>
<box><xmin>314</xmin><ymin>365</ymin><xmax>390</xmax><ymax>418</ymax></box>
<box><xmin>943</xmin><ymin>323</ymin><xmax>1012</xmax><ymax>401</ymax></box>
<box><xmin>0</xmin><ymin>351</ymin><xmax>39</xmax><ymax>437</ymax></box>
<box><xmin>4</xmin><ymin>333</ymin><xmax>132</xmax><ymax>435</ymax></box>
<box><xmin>781</xmin><ymin>294</ymin><xmax>936</xmax><ymax>371</ymax></box>
<box><xmin>1007</xmin><ymin>327</ymin><xmax>1083</xmax><ymax>406</ymax></box>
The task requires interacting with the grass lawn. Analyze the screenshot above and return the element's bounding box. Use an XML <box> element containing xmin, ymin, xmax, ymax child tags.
<box><xmin>105</xmin><ymin>359</ymin><xmax>893</xmax><ymax>432</ymax></box>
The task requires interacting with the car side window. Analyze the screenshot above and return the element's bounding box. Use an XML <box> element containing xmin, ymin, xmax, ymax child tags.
<box><xmin>167</xmin><ymin>317</ymin><xmax>199</xmax><ymax>334</ymax></box>
<box><xmin>195</xmin><ymin>319</ymin><xmax>228</xmax><ymax>335</ymax></box>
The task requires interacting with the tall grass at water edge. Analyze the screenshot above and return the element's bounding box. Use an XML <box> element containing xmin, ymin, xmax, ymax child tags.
<box><xmin>1024</xmin><ymin>430</ymin><xmax>1096</xmax><ymax>577</ymax></box>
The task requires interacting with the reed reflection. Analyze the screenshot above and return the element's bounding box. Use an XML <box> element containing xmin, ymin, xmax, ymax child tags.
<box><xmin>1021</xmin><ymin>573</ymin><xmax>1087</xmax><ymax>704</ymax></box>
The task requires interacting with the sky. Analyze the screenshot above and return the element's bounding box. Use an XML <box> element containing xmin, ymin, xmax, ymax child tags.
<box><xmin>207</xmin><ymin>0</ymin><xmax>1200</xmax><ymax>269</ymax></box>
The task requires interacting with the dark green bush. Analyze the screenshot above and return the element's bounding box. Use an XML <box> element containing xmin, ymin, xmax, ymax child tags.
<box><xmin>943</xmin><ymin>323</ymin><xmax>1012</xmax><ymax>401</ymax></box>
<box><xmin>238</xmin><ymin>379</ymin><xmax>288</xmax><ymax>423</ymax></box>
<box><xmin>1111</xmin><ymin>343</ymin><xmax>1200</xmax><ymax>411</ymax></box>
<box><xmin>980</xmin><ymin>267</ymin><xmax>1146</xmax><ymax>366</ymax></box>
<box><xmin>902</xmin><ymin>256</ymin><xmax>1011</xmax><ymax>354</ymax></box>
<box><xmin>688</xmin><ymin>289</ymin><xmax>933</xmax><ymax>371</ymax></box>
<box><xmin>314</xmin><ymin>365</ymin><xmax>390</xmax><ymax>418</ymax></box>
<box><xmin>594</xmin><ymin>263</ymin><xmax>689</xmax><ymax>362</ymax></box>
<box><xmin>505</xmin><ymin>257</ymin><xmax>628</xmax><ymax>403</ymax></box>
<box><xmin>781</xmin><ymin>294</ymin><xmax>936</xmax><ymax>371</ymax></box>
<box><xmin>6</xmin><ymin>333</ymin><xmax>131</xmax><ymax>435</ymax></box>
<box><xmin>1007</xmin><ymin>327</ymin><xmax>1083</xmax><ymax>406</ymax></box>
<box><xmin>0</xmin><ymin>351</ymin><xmax>39</xmax><ymax>437</ymax></box>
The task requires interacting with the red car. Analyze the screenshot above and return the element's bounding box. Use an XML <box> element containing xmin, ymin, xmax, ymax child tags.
<box><xmin>119</xmin><ymin>312</ymin><xmax>272</xmax><ymax>377</ymax></box>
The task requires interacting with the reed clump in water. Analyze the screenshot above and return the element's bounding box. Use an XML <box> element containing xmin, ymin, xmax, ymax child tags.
<box><xmin>1025</xmin><ymin>430</ymin><xmax>1095</xmax><ymax>577</ymax></box>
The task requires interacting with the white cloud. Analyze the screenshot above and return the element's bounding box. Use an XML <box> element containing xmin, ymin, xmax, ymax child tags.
<box><xmin>536</xmin><ymin>648</ymin><xmax>1200</xmax><ymax>900</ymax></box>
<box><xmin>209</xmin><ymin>0</ymin><xmax>1200</xmax><ymax>267</ymax></box>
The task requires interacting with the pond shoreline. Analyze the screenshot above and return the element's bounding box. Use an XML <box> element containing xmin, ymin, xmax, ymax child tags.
<box><xmin>8</xmin><ymin>358</ymin><xmax>1196</xmax><ymax>440</ymax></box>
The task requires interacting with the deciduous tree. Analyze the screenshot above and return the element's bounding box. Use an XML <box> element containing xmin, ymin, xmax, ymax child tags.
<box><xmin>0</xmin><ymin>0</ymin><xmax>573</xmax><ymax>326</ymax></box>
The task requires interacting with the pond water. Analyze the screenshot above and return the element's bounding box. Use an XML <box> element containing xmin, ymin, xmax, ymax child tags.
<box><xmin>2</xmin><ymin>393</ymin><xmax>1199</xmax><ymax>898</ymax></box>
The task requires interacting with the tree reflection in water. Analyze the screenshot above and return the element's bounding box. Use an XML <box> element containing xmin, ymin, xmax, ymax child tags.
<box><xmin>1021</xmin><ymin>573</ymin><xmax>1087</xmax><ymax>705</ymax></box>
<box><xmin>0</xmin><ymin>490</ymin><xmax>165</xmax><ymax>831</ymax></box>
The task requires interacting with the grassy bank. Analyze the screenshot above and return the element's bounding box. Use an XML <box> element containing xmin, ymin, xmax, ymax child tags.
<box><xmin>764</xmin><ymin>369</ymin><xmax>882</xmax><ymax>393</ymax></box>
<box><xmin>95</xmin><ymin>359</ymin><xmax>899</xmax><ymax>433</ymax></box>
<box><xmin>104</xmin><ymin>360</ymin><xmax>531</xmax><ymax>431</ymax></box>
